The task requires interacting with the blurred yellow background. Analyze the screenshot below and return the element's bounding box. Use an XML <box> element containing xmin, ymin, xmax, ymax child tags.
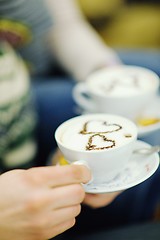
<box><xmin>78</xmin><ymin>0</ymin><xmax>160</xmax><ymax>49</ymax></box>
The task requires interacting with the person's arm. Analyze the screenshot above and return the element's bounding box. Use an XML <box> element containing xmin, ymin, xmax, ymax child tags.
<box><xmin>45</xmin><ymin>0</ymin><xmax>121</xmax><ymax>81</ymax></box>
<box><xmin>0</xmin><ymin>165</ymin><xmax>91</xmax><ymax>240</ymax></box>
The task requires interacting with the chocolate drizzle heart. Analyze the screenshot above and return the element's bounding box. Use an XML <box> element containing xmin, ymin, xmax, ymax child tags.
<box><xmin>79</xmin><ymin>120</ymin><xmax>123</xmax><ymax>151</ymax></box>
<box><xmin>80</xmin><ymin>120</ymin><xmax>122</xmax><ymax>135</ymax></box>
<box><xmin>86</xmin><ymin>134</ymin><xmax>115</xmax><ymax>151</ymax></box>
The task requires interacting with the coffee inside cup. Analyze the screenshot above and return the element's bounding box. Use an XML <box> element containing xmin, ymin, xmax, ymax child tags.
<box><xmin>87</xmin><ymin>66</ymin><xmax>159</xmax><ymax>98</ymax></box>
<box><xmin>59</xmin><ymin>114</ymin><xmax>137</xmax><ymax>152</ymax></box>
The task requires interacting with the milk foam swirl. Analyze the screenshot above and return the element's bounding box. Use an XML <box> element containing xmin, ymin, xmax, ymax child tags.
<box><xmin>87</xmin><ymin>66</ymin><xmax>159</xmax><ymax>97</ymax></box>
<box><xmin>102</xmin><ymin>75</ymin><xmax>140</xmax><ymax>94</ymax></box>
<box><xmin>59</xmin><ymin>116</ymin><xmax>136</xmax><ymax>152</ymax></box>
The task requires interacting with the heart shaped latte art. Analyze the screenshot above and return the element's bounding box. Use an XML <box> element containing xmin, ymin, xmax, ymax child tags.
<box><xmin>102</xmin><ymin>75</ymin><xmax>140</xmax><ymax>94</ymax></box>
<box><xmin>86</xmin><ymin>134</ymin><xmax>115</xmax><ymax>151</ymax></box>
<box><xmin>80</xmin><ymin>120</ymin><xmax>122</xmax><ymax>135</ymax></box>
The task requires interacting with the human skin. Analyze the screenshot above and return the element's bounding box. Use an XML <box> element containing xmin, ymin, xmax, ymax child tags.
<box><xmin>83</xmin><ymin>191</ymin><xmax>121</xmax><ymax>208</ymax></box>
<box><xmin>52</xmin><ymin>149</ymin><xmax>121</xmax><ymax>209</ymax></box>
<box><xmin>0</xmin><ymin>165</ymin><xmax>91</xmax><ymax>240</ymax></box>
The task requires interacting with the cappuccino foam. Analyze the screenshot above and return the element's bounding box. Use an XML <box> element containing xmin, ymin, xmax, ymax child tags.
<box><xmin>88</xmin><ymin>66</ymin><xmax>159</xmax><ymax>97</ymax></box>
<box><xmin>59</xmin><ymin>115</ymin><xmax>137</xmax><ymax>151</ymax></box>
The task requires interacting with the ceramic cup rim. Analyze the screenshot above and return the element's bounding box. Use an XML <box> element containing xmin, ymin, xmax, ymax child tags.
<box><xmin>55</xmin><ymin>113</ymin><xmax>138</xmax><ymax>154</ymax></box>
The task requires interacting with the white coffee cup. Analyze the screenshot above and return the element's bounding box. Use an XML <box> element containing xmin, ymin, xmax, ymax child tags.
<box><xmin>73</xmin><ymin>66</ymin><xmax>160</xmax><ymax>120</ymax></box>
<box><xmin>55</xmin><ymin>113</ymin><xmax>138</xmax><ymax>185</ymax></box>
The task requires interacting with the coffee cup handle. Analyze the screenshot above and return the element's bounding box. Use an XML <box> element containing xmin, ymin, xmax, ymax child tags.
<box><xmin>73</xmin><ymin>83</ymin><xmax>96</xmax><ymax>112</ymax></box>
<box><xmin>72</xmin><ymin>160</ymin><xmax>93</xmax><ymax>184</ymax></box>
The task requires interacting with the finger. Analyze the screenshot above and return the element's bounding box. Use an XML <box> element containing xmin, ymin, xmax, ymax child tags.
<box><xmin>48</xmin><ymin>184</ymin><xmax>85</xmax><ymax>209</ymax></box>
<box><xmin>43</xmin><ymin>219</ymin><xmax>76</xmax><ymax>240</ymax></box>
<box><xmin>26</xmin><ymin>165</ymin><xmax>91</xmax><ymax>187</ymax></box>
<box><xmin>50</xmin><ymin>148</ymin><xmax>62</xmax><ymax>165</ymax></box>
<box><xmin>46</xmin><ymin>204</ymin><xmax>81</xmax><ymax>227</ymax></box>
<box><xmin>83</xmin><ymin>191</ymin><xmax>122</xmax><ymax>208</ymax></box>
<box><xmin>50</xmin><ymin>165</ymin><xmax>91</xmax><ymax>186</ymax></box>
<box><xmin>85</xmin><ymin>191</ymin><xmax>122</xmax><ymax>201</ymax></box>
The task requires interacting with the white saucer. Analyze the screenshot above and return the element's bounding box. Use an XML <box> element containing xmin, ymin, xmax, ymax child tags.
<box><xmin>83</xmin><ymin>140</ymin><xmax>160</xmax><ymax>194</ymax></box>
<box><xmin>137</xmin><ymin>96</ymin><xmax>160</xmax><ymax>137</ymax></box>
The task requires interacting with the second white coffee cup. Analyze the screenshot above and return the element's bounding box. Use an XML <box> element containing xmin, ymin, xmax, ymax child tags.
<box><xmin>73</xmin><ymin>66</ymin><xmax>159</xmax><ymax>120</ymax></box>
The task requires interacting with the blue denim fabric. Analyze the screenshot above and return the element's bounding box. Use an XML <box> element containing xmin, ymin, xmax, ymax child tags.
<box><xmin>117</xmin><ymin>49</ymin><xmax>160</xmax><ymax>77</ymax></box>
<box><xmin>32</xmin><ymin>78</ymin><xmax>76</xmax><ymax>166</ymax></box>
